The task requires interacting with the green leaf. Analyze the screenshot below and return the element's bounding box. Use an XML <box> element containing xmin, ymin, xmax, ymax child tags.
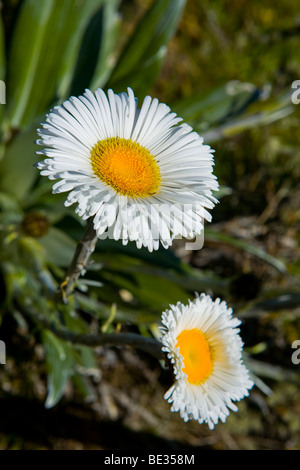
<box><xmin>203</xmin><ymin>105</ymin><xmax>294</xmax><ymax>143</ymax></box>
<box><xmin>42</xmin><ymin>330</ymin><xmax>75</xmax><ymax>409</ymax></box>
<box><xmin>94</xmin><ymin>250</ymin><xmax>227</xmax><ymax>294</ymax></box>
<box><xmin>70</xmin><ymin>0</ymin><xmax>121</xmax><ymax>96</ymax></box>
<box><xmin>96</xmin><ymin>239</ymin><xmax>184</xmax><ymax>271</ymax></box>
<box><xmin>201</xmin><ymin>88</ymin><xmax>294</xmax><ymax>143</ymax></box>
<box><xmin>75</xmin><ymin>292</ymin><xmax>159</xmax><ymax>325</ymax></box>
<box><xmin>0</xmin><ymin>191</ymin><xmax>22</xmax><ymax>221</ymax></box>
<box><xmin>75</xmin><ymin>345</ymin><xmax>98</xmax><ymax>371</ymax></box>
<box><xmin>172</xmin><ymin>82</ymin><xmax>294</xmax><ymax>143</ymax></box>
<box><xmin>108</xmin><ymin>0</ymin><xmax>186</xmax><ymax>97</ymax></box>
<box><xmin>56</xmin><ymin>0</ymin><xmax>107</xmax><ymax>99</ymax></box>
<box><xmin>5</xmin><ymin>0</ymin><xmax>104</xmax><ymax>129</ymax></box>
<box><xmin>91</xmin><ymin>250</ymin><xmax>227</xmax><ymax>319</ymax></box>
<box><xmin>101</xmin><ymin>268</ymin><xmax>190</xmax><ymax>313</ymax></box>
<box><xmin>38</xmin><ymin>227</ymin><xmax>76</xmax><ymax>268</ymax></box>
<box><xmin>6</xmin><ymin>0</ymin><xmax>57</xmax><ymax>128</ymax></box>
<box><xmin>173</xmin><ymin>82</ymin><xmax>261</xmax><ymax>130</ymax></box>
<box><xmin>0</xmin><ymin>262</ymin><xmax>28</xmax><ymax>305</ymax></box>
<box><xmin>0</xmin><ymin>12</ymin><xmax>6</xmax><ymax>124</ymax></box>
<box><xmin>90</xmin><ymin>0</ymin><xmax>121</xmax><ymax>90</ymax></box>
<box><xmin>72</xmin><ymin>373</ymin><xmax>97</xmax><ymax>403</ymax></box>
<box><xmin>0</xmin><ymin>120</ymin><xmax>39</xmax><ymax>200</ymax></box>
<box><xmin>0</xmin><ymin>11</ymin><xmax>4</xmax><ymax>80</ymax></box>
<box><xmin>205</xmin><ymin>229</ymin><xmax>287</xmax><ymax>273</ymax></box>
<box><xmin>246</xmin><ymin>356</ymin><xmax>300</xmax><ymax>385</ymax></box>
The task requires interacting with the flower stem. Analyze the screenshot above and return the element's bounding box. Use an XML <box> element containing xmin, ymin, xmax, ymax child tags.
<box><xmin>60</xmin><ymin>218</ymin><xmax>98</xmax><ymax>303</ymax></box>
<box><xmin>24</xmin><ymin>304</ymin><xmax>164</xmax><ymax>361</ymax></box>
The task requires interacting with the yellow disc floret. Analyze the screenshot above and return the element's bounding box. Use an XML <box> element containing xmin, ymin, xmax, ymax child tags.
<box><xmin>90</xmin><ymin>137</ymin><xmax>161</xmax><ymax>197</ymax></box>
<box><xmin>176</xmin><ymin>328</ymin><xmax>213</xmax><ymax>384</ymax></box>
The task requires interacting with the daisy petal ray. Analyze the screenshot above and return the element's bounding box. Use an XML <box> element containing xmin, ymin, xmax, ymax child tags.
<box><xmin>35</xmin><ymin>88</ymin><xmax>218</xmax><ymax>251</ymax></box>
<box><xmin>160</xmin><ymin>293</ymin><xmax>254</xmax><ymax>430</ymax></box>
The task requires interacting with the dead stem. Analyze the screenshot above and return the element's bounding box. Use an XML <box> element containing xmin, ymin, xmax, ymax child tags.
<box><xmin>60</xmin><ymin>218</ymin><xmax>98</xmax><ymax>303</ymax></box>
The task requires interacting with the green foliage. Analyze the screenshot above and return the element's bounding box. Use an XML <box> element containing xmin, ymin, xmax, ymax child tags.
<box><xmin>0</xmin><ymin>0</ymin><xmax>191</xmax><ymax>410</ymax></box>
<box><xmin>108</xmin><ymin>0</ymin><xmax>186</xmax><ymax>98</ymax></box>
<box><xmin>5</xmin><ymin>0</ymin><xmax>106</xmax><ymax>129</ymax></box>
<box><xmin>0</xmin><ymin>0</ymin><xmax>299</xmax><ymax>440</ymax></box>
<box><xmin>0</xmin><ymin>120</ymin><xmax>39</xmax><ymax>199</ymax></box>
<box><xmin>0</xmin><ymin>13</ymin><xmax>5</xmax><ymax>125</ymax></box>
<box><xmin>0</xmin><ymin>12</ymin><xmax>4</xmax><ymax>79</ymax></box>
<box><xmin>42</xmin><ymin>330</ymin><xmax>75</xmax><ymax>409</ymax></box>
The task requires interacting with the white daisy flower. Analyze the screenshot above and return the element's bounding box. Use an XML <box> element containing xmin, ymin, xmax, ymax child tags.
<box><xmin>35</xmin><ymin>87</ymin><xmax>218</xmax><ymax>251</ymax></box>
<box><xmin>160</xmin><ymin>293</ymin><xmax>253</xmax><ymax>430</ymax></box>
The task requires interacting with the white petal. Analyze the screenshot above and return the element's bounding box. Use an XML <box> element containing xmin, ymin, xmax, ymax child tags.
<box><xmin>35</xmin><ymin>87</ymin><xmax>218</xmax><ymax>251</ymax></box>
<box><xmin>160</xmin><ymin>294</ymin><xmax>254</xmax><ymax>429</ymax></box>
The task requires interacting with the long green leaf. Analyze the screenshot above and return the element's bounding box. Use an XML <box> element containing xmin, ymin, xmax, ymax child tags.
<box><xmin>202</xmin><ymin>106</ymin><xmax>294</xmax><ymax>143</ymax></box>
<box><xmin>57</xmin><ymin>0</ymin><xmax>110</xmax><ymax>99</ymax></box>
<box><xmin>201</xmin><ymin>88</ymin><xmax>294</xmax><ymax>143</ymax></box>
<box><xmin>100</xmin><ymin>269</ymin><xmax>190</xmax><ymax>312</ymax></box>
<box><xmin>90</xmin><ymin>0</ymin><xmax>121</xmax><ymax>91</ymax></box>
<box><xmin>69</xmin><ymin>0</ymin><xmax>120</xmax><ymax>96</ymax></box>
<box><xmin>38</xmin><ymin>227</ymin><xmax>76</xmax><ymax>268</ymax></box>
<box><xmin>0</xmin><ymin>10</ymin><xmax>5</xmax><ymax>81</ymax></box>
<box><xmin>0</xmin><ymin>120</ymin><xmax>39</xmax><ymax>200</ymax></box>
<box><xmin>108</xmin><ymin>0</ymin><xmax>186</xmax><ymax>97</ymax></box>
<box><xmin>93</xmin><ymin>251</ymin><xmax>228</xmax><ymax>294</ymax></box>
<box><xmin>172</xmin><ymin>82</ymin><xmax>262</xmax><ymax>129</ymax></box>
<box><xmin>0</xmin><ymin>11</ymin><xmax>6</xmax><ymax>124</ymax></box>
<box><xmin>6</xmin><ymin>0</ymin><xmax>56</xmax><ymax>128</ymax></box>
<box><xmin>42</xmin><ymin>330</ymin><xmax>74</xmax><ymax>409</ymax></box>
<box><xmin>5</xmin><ymin>0</ymin><xmax>104</xmax><ymax>129</ymax></box>
<box><xmin>205</xmin><ymin>229</ymin><xmax>286</xmax><ymax>273</ymax></box>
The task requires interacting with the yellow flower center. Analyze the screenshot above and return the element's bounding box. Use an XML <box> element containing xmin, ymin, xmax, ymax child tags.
<box><xmin>90</xmin><ymin>137</ymin><xmax>161</xmax><ymax>197</ymax></box>
<box><xmin>176</xmin><ymin>328</ymin><xmax>213</xmax><ymax>384</ymax></box>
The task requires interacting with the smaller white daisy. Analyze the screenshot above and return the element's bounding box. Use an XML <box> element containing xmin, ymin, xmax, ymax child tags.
<box><xmin>160</xmin><ymin>293</ymin><xmax>253</xmax><ymax>430</ymax></box>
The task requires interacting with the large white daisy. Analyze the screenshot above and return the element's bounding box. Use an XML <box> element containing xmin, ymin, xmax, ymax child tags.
<box><xmin>35</xmin><ymin>87</ymin><xmax>218</xmax><ymax>251</ymax></box>
<box><xmin>160</xmin><ymin>293</ymin><xmax>254</xmax><ymax>429</ymax></box>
